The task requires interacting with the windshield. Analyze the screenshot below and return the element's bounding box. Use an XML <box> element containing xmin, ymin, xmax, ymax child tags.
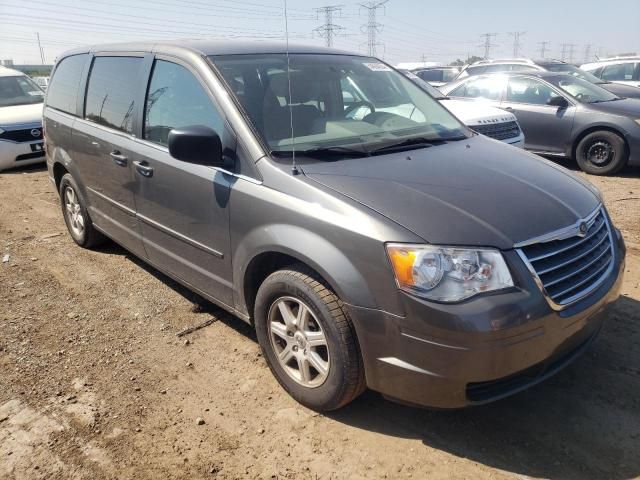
<box><xmin>553</xmin><ymin>75</ymin><xmax>619</xmax><ymax>103</ymax></box>
<box><xmin>0</xmin><ymin>75</ymin><xmax>44</xmax><ymax>107</ymax></box>
<box><xmin>399</xmin><ymin>70</ymin><xmax>446</xmax><ymax>99</ymax></box>
<box><xmin>210</xmin><ymin>54</ymin><xmax>468</xmax><ymax>153</ymax></box>
<box><xmin>543</xmin><ymin>63</ymin><xmax>606</xmax><ymax>84</ymax></box>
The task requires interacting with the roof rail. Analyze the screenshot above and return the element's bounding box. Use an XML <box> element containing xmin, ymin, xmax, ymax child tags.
<box><xmin>600</xmin><ymin>54</ymin><xmax>640</xmax><ymax>61</ymax></box>
<box><xmin>471</xmin><ymin>58</ymin><xmax>536</xmax><ymax>66</ymax></box>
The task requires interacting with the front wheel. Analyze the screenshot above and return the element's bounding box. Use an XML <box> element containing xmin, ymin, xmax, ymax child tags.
<box><xmin>254</xmin><ymin>265</ymin><xmax>365</xmax><ymax>411</ymax></box>
<box><xmin>575</xmin><ymin>131</ymin><xmax>628</xmax><ymax>175</ymax></box>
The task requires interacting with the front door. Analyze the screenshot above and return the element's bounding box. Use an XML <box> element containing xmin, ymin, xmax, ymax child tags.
<box><xmin>73</xmin><ymin>55</ymin><xmax>146</xmax><ymax>256</ymax></box>
<box><xmin>130</xmin><ymin>57</ymin><xmax>234</xmax><ymax>306</ymax></box>
<box><xmin>501</xmin><ymin>76</ymin><xmax>575</xmax><ymax>153</ymax></box>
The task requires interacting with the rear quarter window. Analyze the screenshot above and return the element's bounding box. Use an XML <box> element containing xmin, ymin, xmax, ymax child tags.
<box><xmin>85</xmin><ymin>56</ymin><xmax>144</xmax><ymax>134</ymax></box>
<box><xmin>46</xmin><ymin>54</ymin><xmax>89</xmax><ymax>115</ymax></box>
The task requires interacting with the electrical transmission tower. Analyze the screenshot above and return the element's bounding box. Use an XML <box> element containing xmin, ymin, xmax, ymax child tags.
<box><xmin>583</xmin><ymin>44</ymin><xmax>592</xmax><ymax>63</ymax></box>
<box><xmin>479</xmin><ymin>33</ymin><xmax>498</xmax><ymax>59</ymax></box>
<box><xmin>313</xmin><ymin>5</ymin><xmax>345</xmax><ymax>47</ymax></box>
<box><xmin>359</xmin><ymin>0</ymin><xmax>388</xmax><ymax>57</ymax></box>
<box><xmin>509</xmin><ymin>31</ymin><xmax>526</xmax><ymax>57</ymax></box>
<box><xmin>538</xmin><ymin>41</ymin><xmax>550</xmax><ymax>59</ymax></box>
<box><xmin>561</xmin><ymin>43</ymin><xmax>576</xmax><ymax>62</ymax></box>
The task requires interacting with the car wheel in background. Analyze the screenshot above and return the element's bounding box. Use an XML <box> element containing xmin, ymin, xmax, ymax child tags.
<box><xmin>575</xmin><ymin>131</ymin><xmax>628</xmax><ymax>175</ymax></box>
<box><xmin>59</xmin><ymin>173</ymin><xmax>106</xmax><ymax>248</ymax></box>
<box><xmin>254</xmin><ymin>265</ymin><xmax>365</xmax><ymax>411</ymax></box>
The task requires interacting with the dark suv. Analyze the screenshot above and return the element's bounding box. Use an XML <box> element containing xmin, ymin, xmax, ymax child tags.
<box><xmin>44</xmin><ymin>41</ymin><xmax>625</xmax><ymax>411</ymax></box>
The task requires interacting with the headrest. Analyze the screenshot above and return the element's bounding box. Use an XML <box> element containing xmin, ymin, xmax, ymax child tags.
<box><xmin>267</xmin><ymin>71</ymin><xmax>319</xmax><ymax>104</ymax></box>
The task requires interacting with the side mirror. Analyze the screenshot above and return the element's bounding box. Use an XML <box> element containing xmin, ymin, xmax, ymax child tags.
<box><xmin>168</xmin><ymin>125</ymin><xmax>223</xmax><ymax>167</ymax></box>
<box><xmin>547</xmin><ymin>96</ymin><xmax>569</xmax><ymax>108</ymax></box>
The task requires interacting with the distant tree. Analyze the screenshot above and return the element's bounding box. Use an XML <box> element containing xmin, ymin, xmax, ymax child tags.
<box><xmin>450</xmin><ymin>56</ymin><xmax>483</xmax><ymax>66</ymax></box>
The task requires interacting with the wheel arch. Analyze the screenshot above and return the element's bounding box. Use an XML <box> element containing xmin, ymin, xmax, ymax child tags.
<box><xmin>236</xmin><ymin>225</ymin><xmax>376</xmax><ymax>322</ymax></box>
<box><xmin>571</xmin><ymin>125</ymin><xmax>630</xmax><ymax>160</ymax></box>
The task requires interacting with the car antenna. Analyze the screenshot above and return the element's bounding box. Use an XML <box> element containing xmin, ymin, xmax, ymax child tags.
<box><xmin>283</xmin><ymin>0</ymin><xmax>299</xmax><ymax>175</ymax></box>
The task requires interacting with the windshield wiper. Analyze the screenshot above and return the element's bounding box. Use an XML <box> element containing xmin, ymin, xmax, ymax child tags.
<box><xmin>271</xmin><ymin>146</ymin><xmax>370</xmax><ymax>159</ymax></box>
<box><xmin>370</xmin><ymin>135</ymin><xmax>466</xmax><ymax>154</ymax></box>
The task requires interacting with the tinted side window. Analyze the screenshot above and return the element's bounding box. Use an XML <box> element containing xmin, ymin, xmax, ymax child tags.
<box><xmin>144</xmin><ymin>60</ymin><xmax>224</xmax><ymax>146</ymax></box>
<box><xmin>85</xmin><ymin>56</ymin><xmax>144</xmax><ymax>133</ymax></box>
<box><xmin>506</xmin><ymin>77</ymin><xmax>561</xmax><ymax>105</ymax></box>
<box><xmin>416</xmin><ymin>70</ymin><xmax>442</xmax><ymax>82</ymax></box>
<box><xmin>450</xmin><ymin>76</ymin><xmax>503</xmax><ymax>101</ymax></box>
<box><xmin>601</xmin><ymin>63</ymin><xmax>637</xmax><ymax>81</ymax></box>
<box><xmin>46</xmin><ymin>54</ymin><xmax>88</xmax><ymax>115</ymax></box>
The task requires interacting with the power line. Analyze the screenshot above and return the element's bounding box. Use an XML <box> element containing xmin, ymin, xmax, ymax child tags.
<box><xmin>479</xmin><ymin>33</ymin><xmax>498</xmax><ymax>59</ymax></box>
<box><xmin>508</xmin><ymin>31</ymin><xmax>526</xmax><ymax>57</ymax></box>
<box><xmin>359</xmin><ymin>0</ymin><xmax>388</xmax><ymax>57</ymax></box>
<box><xmin>538</xmin><ymin>41</ymin><xmax>551</xmax><ymax>59</ymax></box>
<box><xmin>313</xmin><ymin>5</ymin><xmax>345</xmax><ymax>47</ymax></box>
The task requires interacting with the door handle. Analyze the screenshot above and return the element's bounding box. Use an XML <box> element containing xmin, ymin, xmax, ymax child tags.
<box><xmin>109</xmin><ymin>150</ymin><xmax>128</xmax><ymax>166</ymax></box>
<box><xmin>134</xmin><ymin>160</ymin><xmax>154</xmax><ymax>178</ymax></box>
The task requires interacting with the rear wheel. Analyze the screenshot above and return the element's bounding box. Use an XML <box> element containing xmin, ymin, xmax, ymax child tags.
<box><xmin>575</xmin><ymin>131</ymin><xmax>628</xmax><ymax>175</ymax></box>
<box><xmin>59</xmin><ymin>173</ymin><xmax>106</xmax><ymax>248</ymax></box>
<box><xmin>254</xmin><ymin>265</ymin><xmax>365</xmax><ymax>411</ymax></box>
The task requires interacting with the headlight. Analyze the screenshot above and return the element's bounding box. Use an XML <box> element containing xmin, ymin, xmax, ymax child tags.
<box><xmin>386</xmin><ymin>244</ymin><xmax>514</xmax><ymax>302</ymax></box>
<box><xmin>0</xmin><ymin>127</ymin><xmax>4</xmax><ymax>135</ymax></box>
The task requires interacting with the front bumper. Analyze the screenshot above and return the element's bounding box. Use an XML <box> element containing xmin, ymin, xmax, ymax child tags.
<box><xmin>0</xmin><ymin>139</ymin><xmax>46</xmax><ymax>171</ymax></box>
<box><xmin>347</xmin><ymin>233</ymin><xmax>625</xmax><ymax>409</ymax></box>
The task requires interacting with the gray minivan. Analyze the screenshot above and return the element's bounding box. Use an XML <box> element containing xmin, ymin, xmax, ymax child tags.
<box><xmin>44</xmin><ymin>41</ymin><xmax>625</xmax><ymax>411</ymax></box>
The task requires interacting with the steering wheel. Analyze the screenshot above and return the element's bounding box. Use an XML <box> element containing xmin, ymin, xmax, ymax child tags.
<box><xmin>344</xmin><ymin>100</ymin><xmax>375</xmax><ymax>118</ymax></box>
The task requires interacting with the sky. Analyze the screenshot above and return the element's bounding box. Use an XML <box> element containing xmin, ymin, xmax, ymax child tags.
<box><xmin>0</xmin><ymin>0</ymin><xmax>638</xmax><ymax>66</ymax></box>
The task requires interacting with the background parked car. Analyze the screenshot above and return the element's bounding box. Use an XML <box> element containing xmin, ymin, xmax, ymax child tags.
<box><xmin>454</xmin><ymin>58</ymin><xmax>640</xmax><ymax>99</ymax></box>
<box><xmin>399</xmin><ymin>69</ymin><xmax>524</xmax><ymax>147</ymax></box>
<box><xmin>411</xmin><ymin>66</ymin><xmax>461</xmax><ymax>87</ymax></box>
<box><xmin>441</xmin><ymin>71</ymin><xmax>640</xmax><ymax>175</ymax></box>
<box><xmin>32</xmin><ymin>76</ymin><xmax>50</xmax><ymax>91</ymax></box>
<box><xmin>581</xmin><ymin>56</ymin><xmax>640</xmax><ymax>88</ymax></box>
<box><xmin>0</xmin><ymin>66</ymin><xmax>46</xmax><ymax>172</ymax></box>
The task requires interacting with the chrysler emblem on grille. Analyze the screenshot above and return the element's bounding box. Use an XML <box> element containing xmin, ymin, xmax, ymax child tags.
<box><xmin>578</xmin><ymin>221</ymin><xmax>588</xmax><ymax>236</ymax></box>
<box><xmin>30</xmin><ymin>129</ymin><xmax>41</xmax><ymax>138</ymax></box>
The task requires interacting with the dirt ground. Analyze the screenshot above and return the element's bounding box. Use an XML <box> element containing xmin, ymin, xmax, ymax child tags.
<box><xmin>1</xmin><ymin>161</ymin><xmax>639</xmax><ymax>480</ymax></box>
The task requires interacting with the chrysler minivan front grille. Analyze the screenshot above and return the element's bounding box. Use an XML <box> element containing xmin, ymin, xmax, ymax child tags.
<box><xmin>472</xmin><ymin>121</ymin><xmax>521</xmax><ymax>141</ymax></box>
<box><xmin>517</xmin><ymin>207</ymin><xmax>614</xmax><ymax>309</ymax></box>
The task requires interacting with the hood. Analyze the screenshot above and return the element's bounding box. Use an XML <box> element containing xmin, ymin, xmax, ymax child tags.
<box><xmin>586</xmin><ymin>97</ymin><xmax>640</xmax><ymax>116</ymax></box>
<box><xmin>301</xmin><ymin>135</ymin><xmax>600</xmax><ymax>249</ymax></box>
<box><xmin>440</xmin><ymin>99</ymin><xmax>518</xmax><ymax>126</ymax></box>
<box><xmin>0</xmin><ymin>103</ymin><xmax>43</xmax><ymax>127</ymax></box>
<box><xmin>599</xmin><ymin>82</ymin><xmax>640</xmax><ymax>100</ymax></box>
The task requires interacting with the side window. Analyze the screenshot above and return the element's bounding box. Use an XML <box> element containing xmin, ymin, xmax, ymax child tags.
<box><xmin>601</xmin><ymin>63</ymin><xmax>637</xmax><ymax>81</ymax></box>
<box><xmin>506</xmin><ymin>77</ymin><xmax>560</xmax><ymax>105</ymax></box>
<box><xmin>85</xmin><ymin>56</ymin><xmax>144</xmax><ymax>134</ymax></box>
<box><xmin>416</xmin><ymin>70</ymin><xmax>441</xmax><ymax>82</ymax></box>
<box><xmin>144</xmin><ymin>60</ymin><xmax>224</xmax><ymax>147</ymax></box>
<box><xmin>483</xmin><ymin>64</ymin><xmax>511</xmax><ymax>73</ymax></box>
<box><xmin>46</xmin><ymin>54</ymin><xmax>88</xmax><ymax>115</ymax></box>
<box><xmin>450</xmin><ymin>76</ymin><xmax>503</xmax><ymax>101</ymax></box>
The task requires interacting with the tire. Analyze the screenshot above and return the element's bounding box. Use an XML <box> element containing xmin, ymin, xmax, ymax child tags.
<box><xmin>575</xmin><ymin>130</ymin><xmax>628</xmax><ymax>175</ymax></box>
<box><xmin>59</xmin><ymin>173</ymin><xmax>106</xmax><ymax>248</ymax></box>
<box><xmin>254</xmin><ymin>265</ymin><xmax>366</xmax><ymax>411</ymax></box>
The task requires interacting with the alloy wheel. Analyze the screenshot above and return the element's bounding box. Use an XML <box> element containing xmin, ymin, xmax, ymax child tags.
<box><xmin>267</xmin><ymin>296</ymin><xmax>330</xmax><ymax>388</ymax></box>
<box><xmin>64</xmin><ymin>186</ymin><xmax>85</xmax><ymax>237</ymax></box>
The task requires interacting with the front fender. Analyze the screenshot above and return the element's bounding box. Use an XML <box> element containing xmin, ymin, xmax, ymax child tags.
<box><xmin>234</xmin><ymin>223</ymin><xmax>375</xmax><ymax>315</ymax></box>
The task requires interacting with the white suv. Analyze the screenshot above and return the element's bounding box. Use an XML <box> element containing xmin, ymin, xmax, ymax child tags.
<box><xmin>581</xmin><ymin>56</ymin><xmax>640</xmax><ymax>88</ymax></box>
<box><xmin>0</xmin><ymin>67</ymin><xmax>46</xmax><ymax>172</ymax></box>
